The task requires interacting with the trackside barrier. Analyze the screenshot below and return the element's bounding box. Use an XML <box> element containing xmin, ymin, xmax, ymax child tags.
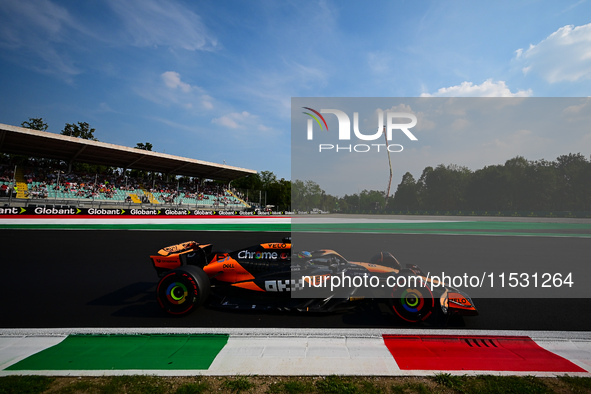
<box><xmin>0</xmin><ymin>207</ymin><xmax>294</xmax><ymax>217</ymax></box>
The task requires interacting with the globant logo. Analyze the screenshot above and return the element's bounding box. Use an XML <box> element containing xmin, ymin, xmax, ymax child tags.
<box><xmin>303</xmin><ymin>107</ymin><xmax>417</xmax><ymax>153</ymax></box>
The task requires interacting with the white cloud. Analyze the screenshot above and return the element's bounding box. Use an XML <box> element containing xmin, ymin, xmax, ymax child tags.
<box><xmin>161</xmin><ymin>71</ymin><xmax>192</xmax><ymax>93</ymax></box>
<box><xmin>561</xmin><ymin>98</ymin><xmax>591</xmax><ymax>125</ymax></box>
<box><xmin>563</xmin><ymin>101</ymin><xmax>589</xmax><ymax>115</ymax></box>
<box><xmin>451</xmin><ymin>118</ymin><xmax>470</xmax><ymax>130</ymax></box>
<box><xmin>0</xmin><ymin>0</ymin><xmax>70</xmax><ymax>45</ymax></box>
<box><xmin>515</xmin><ymin>23</ymin><xmax>591</xmax><ymax>83</ymax></box>
<box><xmin>367</xmin><ymin>51</ymin><xmax>393</xmax><ymax>75</ymax></box>
<box><xmin>235</xmin><ymin>59</ymin><xmax>327</xmax><ymax>120</ymax></box>
<box><xmin>106</xmin><ymin>0</ymin><xmax>218</xmax><ymax>51</ymax></box>
<box><xmin>212</xmin><ymin>111</ymin><xmax>254</xmax><ymax>129</ymax></box>
<box><xmin>97</xmin><ymin>102</ymin><xmax>116</xmax><ymax>113</ymax></box>
<box><xmin>211</xmin><ymin>111</ymin><xmax>275</xmax><ymax>136</ymax></box>
<box><xmin>0</xmin><ymin>0</ymin><xmax>219</xmax><ymax>80</ymax></box>
<box><xmin>136</xmin><ymin>71</ymin><xmax>213</xmax><ymax>112</ymax></box>
<box><xmin>382</xmin><ymin>104</ymin><xmax>436</xmax><ymax>132</ymax></box>
<box><xmin>201</xmin><ymin>96</ymin><xmax>214</xmax><ymax>110</ymax></box>
<box><xmin>0</xmin><ymin>0</ymin><xmax>89</xmax><ymax>78</ymax></box>
<box><xmin>421</xmin><ymin>79</ymin><xmax>532</xmax><ymax>97</ymax></box>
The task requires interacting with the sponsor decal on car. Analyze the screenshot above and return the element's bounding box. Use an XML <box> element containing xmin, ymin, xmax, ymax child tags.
<box><xmin>238</xmin><ymin>250</ymin><xmax>279</xmax><ymax>260</ymax></box>
<box><xmin>264</xmin><ymin>279</ymin><xmax>305</xmax><ymax>292</ymax></box>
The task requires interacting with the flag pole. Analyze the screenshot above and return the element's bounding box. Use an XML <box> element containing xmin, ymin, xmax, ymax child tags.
<box><xmin>383</xmin><ymin>125</ymin><xmax>393</xmax><ymax>207</ymax></box>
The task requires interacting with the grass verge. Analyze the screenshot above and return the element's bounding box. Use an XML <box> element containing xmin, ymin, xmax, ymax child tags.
<box><xmin>1</xmin><ymin>374</ymin><xmax>590</xmax><ymax>393</ymax></box>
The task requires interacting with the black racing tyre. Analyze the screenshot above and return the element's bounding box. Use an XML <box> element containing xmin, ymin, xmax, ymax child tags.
<box><xmin>387</xmin><ymin>278</ymin><xmax>435</xmax><ymax>323</ymax></box>
<box><xmin>156</xmin><ymin>265</ymin><xmax>210</xmax><ymax>316</ymax></box>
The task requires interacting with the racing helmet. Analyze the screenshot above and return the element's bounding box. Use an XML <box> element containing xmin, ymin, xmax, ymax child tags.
<box><xmin>296</xmin><ymin>251</ymin><xmax>312</xmax><ymax>259</ymax></box>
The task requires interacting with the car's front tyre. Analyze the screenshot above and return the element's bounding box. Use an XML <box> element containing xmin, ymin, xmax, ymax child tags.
<box><xmin>387</xmin><ymin>279</ymin><xmax>435</xmax><ymax>323</ymax></box>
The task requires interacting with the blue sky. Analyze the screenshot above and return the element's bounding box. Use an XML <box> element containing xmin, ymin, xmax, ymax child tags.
<box><xmin>1</xmin><ymin>0</ymin><xmax>591</xmax><ymax>185</ymax></box>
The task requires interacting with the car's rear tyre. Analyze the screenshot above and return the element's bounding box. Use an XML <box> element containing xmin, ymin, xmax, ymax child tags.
<box><xmin>156</xmin><ymin>265</ymin><xmax>210</xmax><ymax>316</ymax></box>
<box><xmin>388</xmin><ymin>278</ymin><xmax>435</xmax><ymax>323</ymax></box>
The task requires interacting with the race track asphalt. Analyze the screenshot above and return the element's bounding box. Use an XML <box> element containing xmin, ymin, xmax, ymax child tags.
<box><xmin>1</xmin><ymin>229</ymin><xmax>590</xmax><ymax>330</ymax></box>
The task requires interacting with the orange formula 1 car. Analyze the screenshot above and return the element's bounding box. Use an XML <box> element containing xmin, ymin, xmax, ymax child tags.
<box><xmin>150</xmin><ymin>237</ymin><xmax>477</xmax><ymax>324</ymax></box>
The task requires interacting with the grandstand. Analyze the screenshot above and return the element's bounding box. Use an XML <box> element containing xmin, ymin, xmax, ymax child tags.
<box><xmin>0</xmin><ymin>123</ymin><xmax>258</xmax><ymax>211</ymax></box>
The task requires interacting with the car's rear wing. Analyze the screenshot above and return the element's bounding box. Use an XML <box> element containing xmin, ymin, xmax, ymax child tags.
<box><xmin>150</xmin><ymin>241</ymin><xmax>213</xmax><ymax>277</ymax></box>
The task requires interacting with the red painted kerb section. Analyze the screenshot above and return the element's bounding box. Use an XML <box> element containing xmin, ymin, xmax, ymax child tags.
<box><xmin>383</xmin><ymin>335</ymin><xmax>585</xmax><ymax>372</ymax></box>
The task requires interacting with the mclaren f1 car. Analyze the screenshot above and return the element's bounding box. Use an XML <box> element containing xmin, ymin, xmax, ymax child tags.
<box><xmin>149</xmin><ymin>237</ymin><xmax>477</xmax><ymax>323</ymax></box>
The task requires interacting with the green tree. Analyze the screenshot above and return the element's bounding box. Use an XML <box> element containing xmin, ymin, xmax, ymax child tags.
<box><xmin>267</xmin><ymin>177</ymin><xmax>291</xmax><ymax>211</ymax></box>
<box><xmin>304</xmin><ymin>180</ymin><xmax>324</xmax><ymax>210</ymax></box>
<box><xmin>503</xmin><ymin>156</ymin><xmax>530</xmax><ymax>210</ymax></box>
<box><xmin>291</xmin><ymin>179</ymin><xmax>306</xmax><ymax>210</ymax></box>
<box><xmin>259</xmin><ymin>170</ymin><xmax>277</xmax><ymax>188</ymax></box>
<box><xmin>466</xmin><ymin>164</ymin><xmax>508</xmax><ymax>211</ymax></box>
<box><xmin>232</xmin><ymin>171</ymin><xmax>292</xmax><ymax>210</ymax></box>
<box><xmin>135</xmin><ymin>142</ymin><xmax>153</xmax><ymax>151</ymax></box>
<box><xmin>391</xmin><ymin>172</ymin><xmax>419</xmax><ymax>211</ymax></box>
<box><xmin>61</xmin><ymin>122</ymin><xmax>98</xmax><ymax>140</ymax></box>
<box><xmin>359</xmin><ymin>190</ymin><xmax>385</xmax><ymax>212</ymax></box>
<box><xmin>340</xmin><ymin>193</ymin><xmax>360</xmax><ymax>213</ymax></box>
<box><xmin>553</xmin><ymin>153</ymin><xmax>590</xmax><ymax>211</ymax></box>
<box><xmin>417</xmin><ymin>164</ymin><xmax>471</xmax><ymax>211</ymax></box>
<box><xmin>232</xmin><ymin>173</ymin><xmax>263</xmax><ymax>191</ymax></box>
<box><xmin>21</xmin><ymin>117</ymin><xmax>48</xmax><ymax>131</ymax></box>
<box><xmin>291</xmin><ymin>179</ymin><xmax>324</xmax><ymax>211</ymax></box>
<box><xmin>526</xmin><ymin>159</ymin><xmax>557</xmax><ymax>211</ymax></box>
<box><xmin>416</xmin><ymin>166</ymin><xmax>433</xmax><ymax>209</ymax></box>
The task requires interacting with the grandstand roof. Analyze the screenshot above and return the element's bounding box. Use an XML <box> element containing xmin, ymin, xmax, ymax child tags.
<box><xmin>0</xmin><ymin>123</ymin><xmax>257</xmax><ymax>180</ymax></box>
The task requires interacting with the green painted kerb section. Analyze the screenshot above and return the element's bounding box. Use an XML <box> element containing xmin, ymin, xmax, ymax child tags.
<box><xmin>292</xmin><ymin>221</ymin><xmax>591</xmax><ymax>237</ymax></box>
<box><xmin>6</xmin><ymin>334</ymin><xmax>229</xmax><ymax>371</ymax></box>
<box><xmin>2</xmin><ymin>221</ymin><xmax>590</xmax><ymax>237</ymax></box>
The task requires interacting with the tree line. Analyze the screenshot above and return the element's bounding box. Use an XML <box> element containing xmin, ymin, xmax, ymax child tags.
<box><xmin>293</xmin><ymin>154</ymin><xmax>591</xmax><ymax>215</ymax></box>
<box><xmin>17</xmin><ymin>118</ymin><xmax>590</xmax><ymax>214</ymax></box>
<box><xmin>231</xmin><ymin>171</ymin><xmax>291</xmax><ymax>211</ymax></box>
